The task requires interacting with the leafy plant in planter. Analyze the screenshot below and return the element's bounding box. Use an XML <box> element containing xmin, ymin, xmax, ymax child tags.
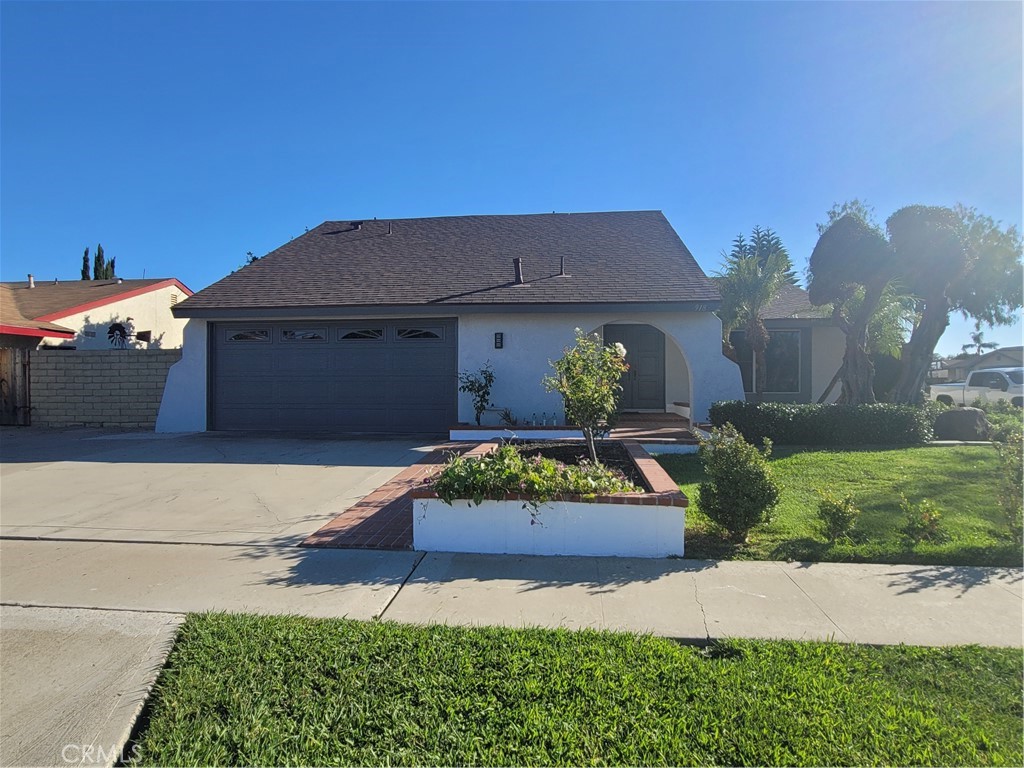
<box><xmin>543</xmin><ymin>328</ymin><xmax>629</xmax><ymax>463</ymax></box>
<box><xmin>459</xmin><ymin>364</ymin><xmax>496</xmax><ymax>426</ymax></box>
<box><xmin>431</xmin><ymin>444</ymin><xmax>639</xmax><ymax>516</ymax></box>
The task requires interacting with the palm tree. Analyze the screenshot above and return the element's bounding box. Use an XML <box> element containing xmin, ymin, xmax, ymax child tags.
<box><xmin>961</xmin><ymin>326</ymin><xmax>999</xmax><ymax>357</ymax></box>
<box><xmin>716</xmin><ymin>228</ymin><xmax>793</xmax><ymax>398</ymax></box>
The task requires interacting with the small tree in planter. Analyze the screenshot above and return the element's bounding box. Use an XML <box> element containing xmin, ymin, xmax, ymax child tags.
<box><xmin>543</xmin><ymin>328</ymin><xmax>629</xmax><ymax>463</ymax></box>
<box><xmin>459</xmin><ymin>364</ymin><xmax>496</xmax><ymax>426</ymax></box>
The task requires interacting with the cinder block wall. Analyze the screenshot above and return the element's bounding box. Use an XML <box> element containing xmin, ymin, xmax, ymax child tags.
<box><xmin>31</xmin><ymin>350</ymin><xmax>183</xmax><ymax>429</ymax></box>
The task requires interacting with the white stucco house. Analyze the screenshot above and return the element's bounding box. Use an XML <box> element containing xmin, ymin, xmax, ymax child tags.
<box><xmin>0</xmin><ymin>277</ymin><xmax>192</xmax><ymax>350</ymax></box>
<box><xmin>157</xmin><ymin>211</ymin><xmax>746</xmax><ymax>434</ymax></box>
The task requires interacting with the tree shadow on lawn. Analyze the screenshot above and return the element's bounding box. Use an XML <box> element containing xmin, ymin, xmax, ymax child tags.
<box><xmin>227</xmin><ymin>532</ymin><xmax>719</xmax><ymax>596</ymax></box>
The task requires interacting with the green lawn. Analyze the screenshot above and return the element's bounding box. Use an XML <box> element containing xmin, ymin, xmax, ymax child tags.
<box><xmin>130</xmin><ymin>613</ymin><xmax>1021</xmax><ymax>767</ymax></box>
<box><xmin>657</xmin><ymin>445</ymin><xmax>1019</xmax><ymax>566</ymax></box>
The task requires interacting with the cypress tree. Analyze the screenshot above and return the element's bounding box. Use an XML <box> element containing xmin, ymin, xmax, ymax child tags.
<box><xmin>81</xmin><ymin>248</ymin><xmax>90</xmax><ymax>280</ymax></box>
<box><xmin>93</xmin><ymin>245</ymin><xmax>104</xmax><ymax>280</ymax></box>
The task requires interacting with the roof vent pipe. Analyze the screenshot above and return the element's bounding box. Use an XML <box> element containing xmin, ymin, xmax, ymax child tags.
<box><xmin>513</xmin><ymin>257</ymin><xmax>524</xmax><ymax>285</ymax></box>
<box><xmin>388</xmin><ymin>221</ymin><xmax>393</xmax><ymax>236</ymax></box>
<box><xmin>559</xmin><ymin>254</ymin><xmax>566</xmax><ymax>276</ymax></box>
<box><xmin>27</xmin><ymin>274</ymin><xmax>35</xmax><ymax>289</ymax></box>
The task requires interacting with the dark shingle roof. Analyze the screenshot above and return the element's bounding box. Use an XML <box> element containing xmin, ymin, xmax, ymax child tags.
<box><xmin>177</xmin><ymin>211</ymin><xmax>720</xmax><ymax>315</ymax></box>
<box><xmin>0</xmin><ymin>278</ymin><xmax>185</xmax><ymax>321</ymax></box>
<box><xmin>761</xmin><ymin>283</ymin><xmax>830</xmax><ymax>320</ymax></box>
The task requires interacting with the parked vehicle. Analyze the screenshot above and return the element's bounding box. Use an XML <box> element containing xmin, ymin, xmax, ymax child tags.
<box><xmin>929</xmin><ymin>367</ymin><xmax>1024</xmax><ymax>407</ymax></box>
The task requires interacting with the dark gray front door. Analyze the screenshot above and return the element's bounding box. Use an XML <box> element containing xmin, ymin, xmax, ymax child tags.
<box><xmin>210</xmin><ymin>319</ymin><xmax>457</xmax><ymax>433</ymax></box>
<box><xmin>603</xmin><ymin>324</ymin><xmax>665</xmax><ymax>410</ymax></box>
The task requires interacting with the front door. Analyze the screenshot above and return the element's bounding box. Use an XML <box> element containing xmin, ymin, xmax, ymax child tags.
<box><xmin>603</xmin><ymin>324</ymin><xmax>665</xmax><ymax>411</ymax></box>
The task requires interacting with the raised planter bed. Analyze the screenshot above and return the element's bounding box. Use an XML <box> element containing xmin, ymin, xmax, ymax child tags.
<box><xmin>412</xmin><ymin>440</ymin><xmax>687</xmax><ymax>558</ymax></box>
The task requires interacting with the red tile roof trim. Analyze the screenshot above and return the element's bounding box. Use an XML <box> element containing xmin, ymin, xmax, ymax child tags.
<box><xmin>0</xmin><ymin>324</ymin><xmax>75</xmax><ymax>338</ymax></box>
<box><xmin>36</xmin><ymin>278</ymin><xmax>193</xmax><ymax>322</ymax></box>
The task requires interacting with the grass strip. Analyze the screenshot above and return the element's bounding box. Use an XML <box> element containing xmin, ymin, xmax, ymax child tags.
<box><xmin>131</xmin><ymin>613</ymin><xmax>1022</xmax><ymax>767</ymax></box>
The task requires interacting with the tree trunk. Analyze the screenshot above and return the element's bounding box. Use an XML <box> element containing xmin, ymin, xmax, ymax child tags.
<box><xmin>889</xmin><ymin>295</ymin><xmax>951</xmax><ymax>404</ymax></box>
<box><xmin>748</xmin><ymin>318</ymin><xmax>770</xmax><ymax>403</ymax></box>
<box><xmin>838</xmin><ymin>283</ymin><xmax>884</xmax><ymax>404</ymax></box>
<box><xmin>583</xmin><ymin>427</ymin><xmax>599</xmax><ymax>464</ymax></box>
<box><xmin>839</xmin><ymin>332</ymin><xmax>877</xmax><ymax>404</ymax></box>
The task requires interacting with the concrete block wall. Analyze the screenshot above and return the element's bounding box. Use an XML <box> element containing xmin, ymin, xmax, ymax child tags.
<box><xmin>31</xmin><ymin>350</ymin><xmax>183</xmax><ymax>429</ymax></box>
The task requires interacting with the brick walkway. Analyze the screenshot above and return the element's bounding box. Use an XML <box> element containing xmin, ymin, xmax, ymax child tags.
<box><xmin>300</xmin><ymin>444</ymin><xmax>475</xmax><ymax>550</ymax></box>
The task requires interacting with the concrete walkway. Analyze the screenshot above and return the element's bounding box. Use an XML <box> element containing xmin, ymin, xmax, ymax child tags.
<box><xmin>0</xmin><ymin>606</ymin><xmax>182</xmax><ymax>768</ymax></box>
<box><xmin>2</xmin><ymin>539</ymin><xmax>1020</xmax><ymax>767</ymax></box>
<box><xmin>2</xmin><ymin>539</ymin><xmax>1020</xmax><ymax>647</ymax></box>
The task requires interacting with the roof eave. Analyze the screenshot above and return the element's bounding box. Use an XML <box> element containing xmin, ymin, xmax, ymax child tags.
<box><xmin>173</xmin><ymin>299</ymin><xmax>722</xmax><ymax>320</ymax></box>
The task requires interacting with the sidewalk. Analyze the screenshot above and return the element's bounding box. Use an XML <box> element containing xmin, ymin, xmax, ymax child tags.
<box><xmin>1</xmin><ymin>539</ymin><xmax>1019</xmax><ymax>767</ymax></box>
<box><xmin>2</xmin><ymin>539</ymin><xmax>1020</xmax><ymax>647</ymax></box>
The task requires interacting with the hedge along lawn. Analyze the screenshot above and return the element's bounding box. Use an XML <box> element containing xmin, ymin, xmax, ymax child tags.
<box><xmin>130</xmin><ymin>613</ymin><xmax>1023</xmax><ymax>767</ymax></box>
<box><xmin>657</xmin><ymin>445</ymin><xmax>1018</xmax><ymax>565</ymax></box>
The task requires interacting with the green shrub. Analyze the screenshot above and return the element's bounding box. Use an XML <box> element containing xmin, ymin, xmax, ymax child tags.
<box><xmin>899</xmin><ymin>494</ymin><xmax>946</xmax><ymax>544</ymax></box>
<box><xmin>970</xmin><ymin>397</ymin><xmax>1024</xmax><ymax>442</ymax></box>
<box><xmin>431</xmin><ymin>444</ymin><xmax>639</xmax><ymax>511</ymax></box>
<box><xmin>708</xmin><ymin>401</ymin><xmax>938</xmax><ymax>446</ymax></box>
<box><xmin>697</xmin><ymin>424</ymin><xmax>781</xmax><ymax>543</ymax></box>
<box><xmin>993</xmin><ymin>423</ymin><xmax>1023</xmax><ymax>546</ymax></box>
<box><xmin>816</xmin><ymin>491</ymin><xmax>861</xmax><ymax>543</ymax></box>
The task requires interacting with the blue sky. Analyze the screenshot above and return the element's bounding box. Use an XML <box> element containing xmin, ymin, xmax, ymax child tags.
<box><xmin>2</xmin><ymin>1</ymin><xmax>1020</xmax><ymax>356</ymax></box>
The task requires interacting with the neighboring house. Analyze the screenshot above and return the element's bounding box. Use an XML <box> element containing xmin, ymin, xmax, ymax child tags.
<box><xmin>157</xmin><ymin>211</ymin><xmax>745</xmax><ymax>433</ymax></box>
<box><xmin>727</xmin><ymin>283</ymin><xmax>845</xmax><ymax>404</ymax></box>
<box><xmin>0</xmin><ymin>284</ymin><xmax>76</xmax><ymax>349</ymax></box>
<box><xmin>0</xmin><ymin>277</ymin><xmax>192</xmax><ymax>350</ymax></box>
<box><xmin>942</xmin><ymin>346</ymin><xmax>1022</xmax><ymax>382</ymax></box>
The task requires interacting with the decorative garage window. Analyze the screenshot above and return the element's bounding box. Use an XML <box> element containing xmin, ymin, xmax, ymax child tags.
<box><xmin>340</xmin><ymin>328</ymin><xmax>384</xmax><ymax>341</ymax></box>
<box><xmin>227</xmin><ymin>329</ymin><xmax>270</xmax><ymax>342</ymax></box>
<box><xmin>397</xmin><ymin>327</ymin><xmax>443</xmax><ymax>340</ymax></box>
<box><xmin>281</xmin><ymin>328</ymin><xmax>326</xmax><ymax>342</ymax></box>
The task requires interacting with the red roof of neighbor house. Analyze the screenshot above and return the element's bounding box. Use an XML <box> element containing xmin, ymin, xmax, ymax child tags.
<box><xmin>0</xmin><ymin>285</ymin><xmax>75</xmax><ymax>338</ymax></box>
<box><xmin>0</xmin><ymin>278</ymin><xmax>192</xmax><ymax>325</ymax></box>
<box><xmin>175</xmin><ymin>211</ymin><xmax>722</xmax><ymax>315</ymax></box>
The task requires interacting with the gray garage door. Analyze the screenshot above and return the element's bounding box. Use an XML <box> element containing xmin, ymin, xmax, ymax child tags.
<box><xmin>211</xmin><ymin>319</ymin><xmax>457</xmax><ymax>433</ymax></box>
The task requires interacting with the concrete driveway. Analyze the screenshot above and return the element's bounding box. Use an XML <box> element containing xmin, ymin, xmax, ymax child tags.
<box><xmin>0</xmin><ymin>428</ymin><xmax>436</xmax><ymax>546</ymax></box>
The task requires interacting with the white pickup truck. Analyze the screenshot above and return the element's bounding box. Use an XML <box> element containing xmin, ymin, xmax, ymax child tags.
<box><xmin>929</xmin><ymin>367</ymin><xmax>1023</xmax><ymax>407</ymax></box>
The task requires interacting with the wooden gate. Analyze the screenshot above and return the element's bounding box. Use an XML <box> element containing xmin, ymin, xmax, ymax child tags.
<box><xmin>0</xmin><ymin>348</ymin><xmax>31</xmax><ymax>426</ymax></box>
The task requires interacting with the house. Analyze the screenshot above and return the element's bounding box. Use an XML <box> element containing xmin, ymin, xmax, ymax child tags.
<box><xmin>727</xmin><ymin>283</ymin><xmax>845</xmax><ymax>404</ymax></box>
<box><xmin>157</xmin><ymin>211</ymin><xmax>745</xmax><ymax>433</ymax></box>
<box><xmin>942</xmin><ymin>346</ymin><xmax>1022</xmax><ymax>382</ymax></box>
<box><xmin>0</xmin><ymin>277</ymin><xmax>193</xmax><ymax>350</ymax></box>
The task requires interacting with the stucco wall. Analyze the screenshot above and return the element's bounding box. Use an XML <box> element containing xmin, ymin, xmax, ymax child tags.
<box><xmin>32</xmin><ymin>349</ymin><xmax>182</xmax><ymax>428</ymax></box>
<box><xmin>155</xmin><ymin>319</ymin><xmax>209</xmax><ymax>432</ymax></box>
<box><xmin>156</xmin><ymin>310</ymin><xmax>744</xmax><ymax>432</ymax></box>
<box><xmin>39</xmin><ymin>285</ymin><xmax>188</xmax><ymax>350</ymax></box>
<box><xmin>457</xmin><ymin>311</ymin><xmax>741</xmax><ymax>425</ymax></box>
<box><xmin>811</xmin><ymin>325</ymin><xmax>845</xmax><ymax>403</ymax></box>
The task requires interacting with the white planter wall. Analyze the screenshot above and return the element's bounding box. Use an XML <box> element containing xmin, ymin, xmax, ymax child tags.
<box><xmin>413</xmin><ymin>497</ymin><xmax>685</xmax><ymax>558</ymax></box>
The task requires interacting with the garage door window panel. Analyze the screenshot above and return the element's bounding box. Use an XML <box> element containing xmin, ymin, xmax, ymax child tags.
<box><xmin>227</xmin><ymin>329</ymin><xmax>270</xmax><ymax>342</ymax></box>
<box><xmin>281</xmin><ymin>328</ymin><xmax>326</xmax><ymax>342</ymax></box>
<box><xmin>396</xmin><ymin>327</ymin><xmax>443</xmax><ymax>341</ymax></box>
<box><xmin>340</xmin><ymin>328</ymin><xmax>384</xmax><ymax>341</ymax></box>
